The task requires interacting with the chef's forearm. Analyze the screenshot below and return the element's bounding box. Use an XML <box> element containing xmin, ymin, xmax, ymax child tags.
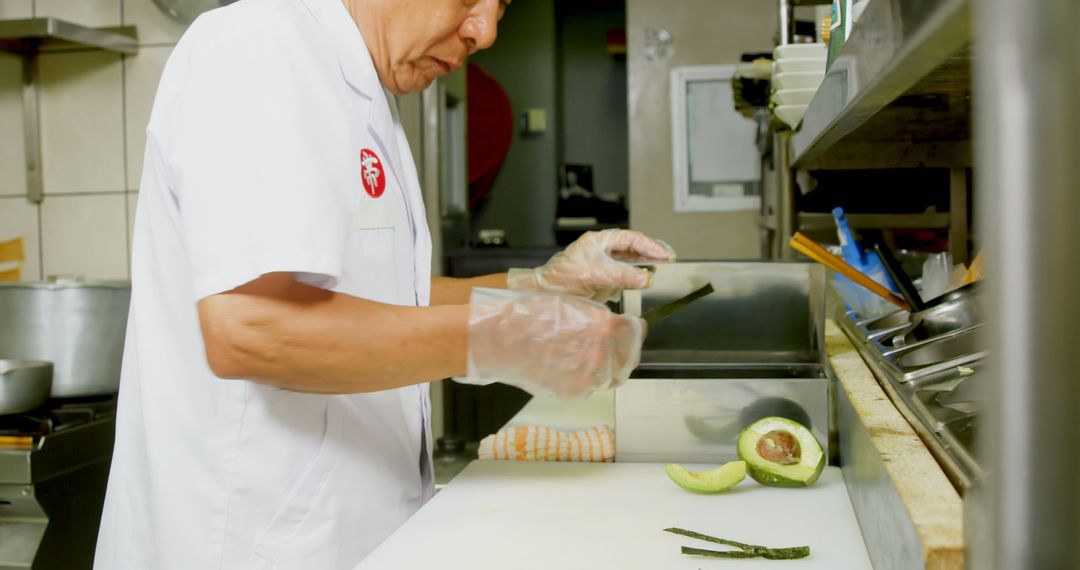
<box><xmin>197</xmin><ymin>273</ymin><xmax>469</xmax><ymax>393</ymax></box>
<box><xmin>429</xmin><ymin>273</ymin><xmax>508</xmax><ymax>305</ymax></box>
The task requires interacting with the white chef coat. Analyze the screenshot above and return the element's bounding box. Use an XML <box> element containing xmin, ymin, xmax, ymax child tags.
<box><xmin>94</xmin><ymin>0</ymin><xmax>434</xmax><ymax>568</ymax></box>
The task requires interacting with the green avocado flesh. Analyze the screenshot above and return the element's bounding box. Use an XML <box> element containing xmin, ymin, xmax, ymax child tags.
<box><xmin>664</xmin><ymin>461</ymin><xmax>747</xmax><ymax>493</ymax></box>
<box><xmin>737</xmin><ymin>417</ymin><xmax>824</xmax><ymax>488</ymax></box>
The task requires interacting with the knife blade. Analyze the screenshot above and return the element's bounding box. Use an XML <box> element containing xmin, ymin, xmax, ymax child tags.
<box><xmin>640</xmin><ymin>282</ymin><xmax>714</xmax><ymax>326</ymax></box>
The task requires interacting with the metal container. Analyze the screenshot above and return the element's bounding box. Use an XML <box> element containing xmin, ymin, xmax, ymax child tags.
<box><xmin>0</xmin><ymin>359</ymin><xmax>52</xmax><ymax>415</ymax></box>
<box><xmin>615</xmin><ymin>366</ymin><xmax>827</xmax><ymax>463</ymax></box>
<box><xmin>912</xmin><ymin>282</ymin><xmax>982</xmax><ymax>338</ymax></box>
<box><xmin>616</xmin><ymin>262</ymin><xmax>829</xmax><ymax>463</ymax></box>
<box><xmin>0</xmin><ymin>279</ymin><xmax>130</xmax><ymax>397</ymax></box>
<box><xmin>623</xmin><ymin>262</ymin><xmax>827</xmax><ymax>367</ymax></box>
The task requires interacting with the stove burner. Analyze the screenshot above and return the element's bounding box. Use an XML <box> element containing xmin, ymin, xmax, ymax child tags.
<box><xmin>0</xmin><ymin>397</ymin><xmax>117</xmax><ymax>438</ymax></box>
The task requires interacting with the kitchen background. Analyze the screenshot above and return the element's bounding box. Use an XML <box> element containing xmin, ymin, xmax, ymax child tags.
<box><xmin>0</xmin><ymin>0</ymin><xmax>777</xmax><ymax>284</ymax></box>
<box><xmin>0</xmin><ymin>0</ymin><xmax>186</xmax><ymax>281</ymax></box>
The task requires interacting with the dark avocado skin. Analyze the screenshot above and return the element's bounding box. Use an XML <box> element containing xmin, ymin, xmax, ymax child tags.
<box><xmin>738</xmin><ymin>397</ymin><xmax>812</xmax><ymax>431</ymax></box>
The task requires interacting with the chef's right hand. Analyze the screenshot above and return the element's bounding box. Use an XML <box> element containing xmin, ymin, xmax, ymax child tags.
<box><xmin>461</xmin><ymin>288</ymin><xmax>644</xmax><ymax>400</ymax></box>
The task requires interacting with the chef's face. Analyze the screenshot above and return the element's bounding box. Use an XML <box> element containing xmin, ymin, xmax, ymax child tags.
<box><xmin>358</xmin><ymin>0</ymin><xmax>509</xmax><ymax>95</ymax></box>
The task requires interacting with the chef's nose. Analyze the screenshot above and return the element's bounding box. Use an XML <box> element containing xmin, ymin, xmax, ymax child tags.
<box><xmin>461</xmin><ymin>0</ymin><xmax>499</xmax><ymax>53</ymax></box>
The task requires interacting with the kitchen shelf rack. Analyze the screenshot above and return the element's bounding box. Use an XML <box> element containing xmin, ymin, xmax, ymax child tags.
<box><xmin>0</xmin><ymin>18</ymin><xmax>137</xmax><ymax>55</ymax></box>
<box><xmin>790</xmin><ymin>0</ymin><xmax>972</xmax><ymax>170</ymax></box>
<box><xmin>0</xmin><ymin>18</ymin><xmax>138</xmax><ymax>205</ymax></box>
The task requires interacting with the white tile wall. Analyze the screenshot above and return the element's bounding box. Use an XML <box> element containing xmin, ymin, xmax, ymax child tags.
<box><xmin>42</xmin><ymin>193</ymin><xmax>127</xmax><ymax>279</ymax></box>
<box><xmin>124</xmin><ymin>0</ymin><xmax>188</xmax><ymax>45</ymax></box>
<box><xmin>0</xmin><ymin>0</ymin><xmax>188</xmax><ymax>281</ymax></box>
<box><xmin>0</xmin><ymin>54</ymin><xmax>24</xmax><ymax>197</ymax></box>
<box><xmin>124</xmin><ymin>45</ymin><xmax>171</xmax><ymax>188</ymax></box>
<box><xmin>0</xmin><ymin>197</ymin><xmax>41</xmax><ymax>280</ymax></box>
<box><xmin>35</xmin><ymin>0</ymin><xmax>121</xmax><ymax>27</ymax></box>
<box><xmin>125</xmin><ymin>190</ymin><xmax>136</xmax><ymax>257</ymax></box>
<box><xmin>0</xmin><ymin>0</ymin><xmax>31</xmax><ymax>19</ymax></box>
<box><xmin>39</xmin><ymin>51</ymin><xmax>126</xmax><ymax>194</ymax></box>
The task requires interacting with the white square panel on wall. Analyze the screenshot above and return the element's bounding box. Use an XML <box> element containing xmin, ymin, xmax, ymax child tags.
<box><xmin>35</xmin><ymin>0</ymin><xmax>122</xmax><ymax>27</ymax></box>
<box><xmin>41</xmin><ymin>193</ymin><xmax>128</xmax><ymax>280</ymax></box>
<box><xmin>39</xmin><ymin>51</ymin><xmax>125</xmax><ymax>195</ymax></box>
<box><xmin>0</xmin><ymin>197</ymin><xmax>42</xmax><ymax>281</ymax></box>
<box><xmin>0</xmin><ymin>54</ymin><xmax>25</xmax><ymax>197</ymax></box>
<box><xmin>0</xmin><ymin>0</ymin><xmax>31</xmax><ymax>19</ymax></box>
<box><xmin>124</xmin><ymin>0</ymin><xmax>190</xmax><ymax>45</ymax></box>
<box><xmin>124</xmin><ymin>45</ymin><xmax>171</xmax><ymax>189</ymax></box>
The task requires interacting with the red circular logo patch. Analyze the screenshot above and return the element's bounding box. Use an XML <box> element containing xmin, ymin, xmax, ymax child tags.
<box><xmin>360</xmin><ymin>148</ymin><xmax>386</xmax><ymax>198</ymax></box>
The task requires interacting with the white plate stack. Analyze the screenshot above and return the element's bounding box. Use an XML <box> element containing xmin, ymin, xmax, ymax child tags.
<box><xmin>771</xmin><ymin>43</ymin><xmax>827</xmax><ymax>129</ymax></box>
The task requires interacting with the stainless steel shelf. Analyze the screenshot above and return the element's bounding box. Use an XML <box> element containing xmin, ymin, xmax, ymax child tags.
<box><xmin>1</xmin><ymin>19</ymin><xmax>138</xmax><ymax>205</ymax></box>
<box><xmin>798</xmin><ymin>212</ymin><xmax>951</xmax><ymax>231</ymax></box>
<box><xmin>790</xmin><ymin>0</ymin><xmax>971</xmax><ymax>170</ymax></box>
<box><xmin>0</xmin><ymin>18</ymin><xmax>137</xmax><ymax>55</ymax></box>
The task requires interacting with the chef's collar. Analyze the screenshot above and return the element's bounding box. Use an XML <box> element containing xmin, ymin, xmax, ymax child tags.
<box><xmin>299</xmin><ymin>0</ymin><xmax>383</xmax><ymax>98</ymax></box>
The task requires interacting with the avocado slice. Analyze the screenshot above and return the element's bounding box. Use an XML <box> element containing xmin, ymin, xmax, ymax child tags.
<box><xmin>737</xmin><ymin>417</ymin><xmax>824</xmax><ymax>487</ymax></box>
<box><xmin>664</xmin><ymin>461</ymin><xmax>747</xmax><ymax>494</ymax></box>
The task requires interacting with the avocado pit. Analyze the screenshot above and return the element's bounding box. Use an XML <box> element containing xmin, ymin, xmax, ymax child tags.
<box><xmin>755</xmin><ymin>429</ymin><xmax>801</xmax><ymax>465</ymax></box>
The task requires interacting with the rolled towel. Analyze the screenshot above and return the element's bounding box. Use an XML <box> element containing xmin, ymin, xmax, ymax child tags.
<box><xmin>478</xmin><ymin>424</ymin><xmax>615</xmax><ymax>462</ymax></box>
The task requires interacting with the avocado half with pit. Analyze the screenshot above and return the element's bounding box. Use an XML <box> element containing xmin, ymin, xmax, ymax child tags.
<box><xmin>737</xmin><ymin>417</ymin><xmax>824</xmax><ymax>487</ymax></box>
<box><xmin>664</xmin><ymin>461</ymin><xmax>746</xmax><ymax>493</ymax></box>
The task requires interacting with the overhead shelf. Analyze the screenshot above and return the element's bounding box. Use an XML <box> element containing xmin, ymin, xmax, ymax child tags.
<box><xmin>0</xmin><ymin>19</ymin><xmax>138</xmax><ymax>205</ymax></box>
<box><xmin>0</xmin><ymin>18</ymin><xmax>137</xmax><ymax>55</ymax></box>
<box><xmin>790</xmin><ymin>0</ymin><xmax>972</xmax><ymax>170</ymax></box>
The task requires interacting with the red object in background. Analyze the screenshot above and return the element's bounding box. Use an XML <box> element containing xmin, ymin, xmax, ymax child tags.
<box><xmin>606</xmin><ymin>28</ymin><xmax>627</xmax><ymax>55</ymax></box>
<box><xmin>467</xmin><ymin>63</ymin><xmax>514</xmax><ymax>214</ymax></box>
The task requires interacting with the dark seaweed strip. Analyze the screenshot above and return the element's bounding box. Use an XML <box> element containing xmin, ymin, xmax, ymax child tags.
<box><xmin>663</xmin><ymin>527</ymin><xmax>762</xmax><ymax>552</ymax></box>
<box><xmin>680</xmin><ymin>547</ymin><xmax>760</xmax><ymax>559</ymax></box>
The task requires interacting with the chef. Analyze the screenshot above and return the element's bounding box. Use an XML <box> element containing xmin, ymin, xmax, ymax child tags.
<box><xmin>94</xmin><ymin>0</ymin><xmax>673</xmax><ymax>568</ymax></box>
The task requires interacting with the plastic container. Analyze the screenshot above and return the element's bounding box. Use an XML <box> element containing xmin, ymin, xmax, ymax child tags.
<box><xmin>773</xmin><ymin>71</ymin><xmax>826</xmax><ymax>90</ymax></box>
<box><xmin>774</xmin><ymin>58</ymin><xmax>827</xmax><ymax>75</ymax></box>
<box><xmin>829</xmin><ymin>207</ymin><xmax>898</xmax><ymax>317</ymax></box>
<box><xmin>772</xmin><ymin>88</ymin><xmax>818</xmax><ymax>106</ymax></box>
<box><xmin>773</xmin><ymin>43</ymin><xmax>827</xmax><ymax>61</ymax></box>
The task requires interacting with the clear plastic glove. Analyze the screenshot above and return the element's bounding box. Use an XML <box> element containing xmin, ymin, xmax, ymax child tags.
<box><xmin>460</xmin><ymin>288</ymin><xmax>644</xmax><ymax>400</ymax></box>
<box><xmin>507</xmin><ymin>229</ymin><xmax>676</xmax><ymax>303</ymax></box>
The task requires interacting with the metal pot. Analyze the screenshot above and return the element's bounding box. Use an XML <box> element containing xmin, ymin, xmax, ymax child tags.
<box><xmin>0</xmin><ymin>279</ymin><xmax>130</xmax><ymax>397</ymax></box>
<box><xmin>0</xmin><ymin>359</ymin><xmax>52</xmax><ymax>415</ymax></box>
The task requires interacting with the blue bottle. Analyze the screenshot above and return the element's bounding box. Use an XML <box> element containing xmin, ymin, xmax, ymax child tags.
<box><xmin>832</xmin><ymin>207</ymin><xmax>897</xmax><ymax>292</ymax></box>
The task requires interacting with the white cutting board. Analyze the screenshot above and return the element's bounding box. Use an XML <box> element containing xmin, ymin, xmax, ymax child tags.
<box><xmin>358</xmin><ymin>461</ymin><xmax>872</xmax><ymax>570</ymax></box>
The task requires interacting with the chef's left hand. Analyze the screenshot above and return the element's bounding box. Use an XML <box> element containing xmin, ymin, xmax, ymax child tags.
<box><xmin>507</xmin><ymin>229</ymin><xmax>676</xmax><ymax>303</ymax></box>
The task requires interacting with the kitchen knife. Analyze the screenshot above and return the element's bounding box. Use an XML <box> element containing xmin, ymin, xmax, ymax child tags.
<box><xmin>640</xmin><ymin>282</ymin><xmax>714</xmax><ymax>326</ymax></box>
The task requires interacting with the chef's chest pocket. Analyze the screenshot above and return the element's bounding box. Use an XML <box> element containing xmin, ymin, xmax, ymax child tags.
<box><xmin>344</xmin><ymin>224</ymin><xmax>400</xmax><ymax>304</ymax></box>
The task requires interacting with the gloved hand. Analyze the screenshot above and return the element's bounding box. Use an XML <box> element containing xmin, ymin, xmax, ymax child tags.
<box><xmin>459</xmin><ymin>288</ymin><xmax>644</xmax><ymax>400</ymax></box>
<box><xmin>507</xmin><ymin>229</ymin><xmax>676</xmax><ymax>303</ymax></box>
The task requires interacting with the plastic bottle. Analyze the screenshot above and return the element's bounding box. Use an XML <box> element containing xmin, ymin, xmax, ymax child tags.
<box><xmin>832</xmin><ymin>207</ymin><xmax>897</xmax><ymax>292</ymax></box>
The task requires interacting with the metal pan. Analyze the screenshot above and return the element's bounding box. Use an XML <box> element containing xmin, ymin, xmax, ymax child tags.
<box><xmin>0</xmin><ymin>359</ymin><xmax>52</xmax><ymax>415</ymax></box>
<box><xmin>870</xmin><ymin>236</ymin><xmax>983</xmax><ymax>341</ymax></box>
<box><xmin>915</xmin><ymin>282</ymin><xmax>983</xmax><ymax>336</ymax></box>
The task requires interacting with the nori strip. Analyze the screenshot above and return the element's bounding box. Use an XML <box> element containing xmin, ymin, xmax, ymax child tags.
<box><xmin>664</xmin><ymin>527</ymin><xmax>811</xmax><ymax>561</ymax></box>
<box><xmin>680</xmin><ymin>546</ymin><xmax>759</xmax><ymax>559</ymax></box>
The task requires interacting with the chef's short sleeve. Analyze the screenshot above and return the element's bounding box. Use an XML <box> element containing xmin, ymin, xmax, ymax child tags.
<box><xmin>158</xmin><ymin>14</ymin><xmax>353</xmax><ymax>300</ymax></box>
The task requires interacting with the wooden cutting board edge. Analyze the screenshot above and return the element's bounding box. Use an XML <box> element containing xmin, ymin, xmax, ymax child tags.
<box><xmin>825</xmin><ymin>318</ymin><xmax>965</xmax><ymax>569</ymax></box>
